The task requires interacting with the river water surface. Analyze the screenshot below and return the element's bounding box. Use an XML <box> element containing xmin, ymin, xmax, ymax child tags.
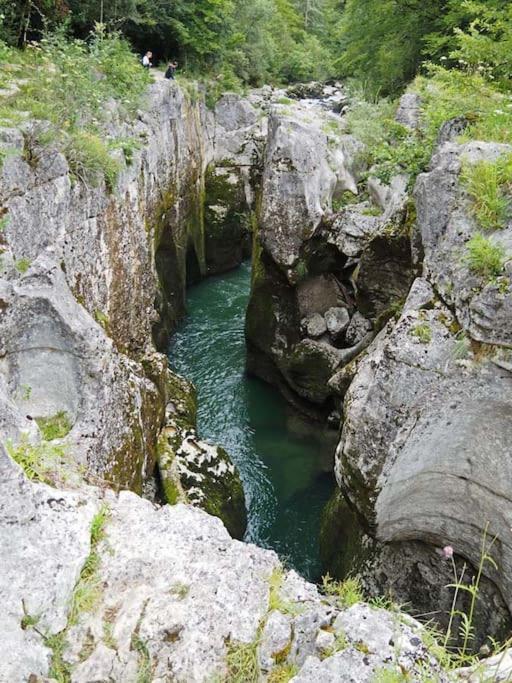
<box><xmin>169</xmin><ymin>262</ymin><xmax>336</xmax><ymax>579</ymax></box>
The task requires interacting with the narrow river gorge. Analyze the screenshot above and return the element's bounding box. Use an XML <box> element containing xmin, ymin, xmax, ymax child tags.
<box><xmin>170</xmin><ymin>261</ymin><xmax>337</xmax><ymax>580</ymax></box>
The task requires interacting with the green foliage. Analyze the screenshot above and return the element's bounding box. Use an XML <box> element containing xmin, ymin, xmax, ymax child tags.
<box><xmin>321</xmin><ymin>574</ymin><xmax>364</xmax><ymax>608</ymax></box>
<box><xmin>6</xmin><ymin>439</ymin><xmax>66</xmax><ymax>484</ymax></box>
<box><xmin>90</xmin><ymin>504</ymin><xmax>110</xmax><ymax>545</ymax></box>
<box><xmin>21</xmin><ymin>612</ymin><xmax>40</xmax><ymax>630</ymax></box>
<box><xmin>69</xmin><ymin>504</ymin><xmax>110</xmax><ymax>626</ymax></box>
<box><xmin>410</xmin><ymin>323</ymin><xmax>432</xmax><ymax>344</ymax></box>
<box><xmin>268</xmin><ymin>663</ymin><xmax>299</xmax><ymax>683</ymax></box>
<box><xmin>132</xmin><ymin>634</ymin><xmax>153</xmax><ymax>683</ymax></box>
<box><xmin>14</xmin><ymin>257</ymin><xmax>31</xmax><ymax>274</ymax></box>
<box><xmin>226</xmin><ymin>639</ymin><xmax>260</xmax><ymax>683</ymax></box>
<box><xmin>372</xmin><ymin>667</ymin><xmax>409</xmax><ymax>683</ymax></box>
<box><xmin>462</xmin><ymin>156</ymin><xmax>512</xmax><ymax>231</ymax></box>
<box><xmin>337</xmin><ymin>0</ymin><xmax>512</xmax><ymax>96</ymax></box>
<box><xmin>0</xmin><ymin>32</ymin><xmax>148</xmax><ymax>189</ymax></box>
<box><xmin>465</xmin><ymin>234</ymin><xmax>506</xmax><ymax>279</ymax></box>
<box><xmin>45</xmin><ymin>631</ymin><xmax>71</xmax><ymax>683</ymax></box>
<box><xmin>268</xmin><ymin>568</ymin><xmax>302</xmax><ymax>615</ymax></box>
<box><xmin>36</xmin><ymin>411</ymin><xmax>72</xmax><ymax>441</ymax></box>
<box><xmin>65</xmin><ymin>132</ymin><xmax>120</xmax><ymax>189</ymax></box>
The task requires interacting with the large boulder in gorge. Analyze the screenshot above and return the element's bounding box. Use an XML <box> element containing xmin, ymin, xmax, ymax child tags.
<box><xmin>258</xmin><ymin>109</ymin><xmax>361</xmax><ymax>272</ymax></box>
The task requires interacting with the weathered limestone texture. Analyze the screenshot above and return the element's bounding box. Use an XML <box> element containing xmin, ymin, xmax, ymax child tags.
<box><xmin>0</xmin><ymin>79</ymin><xmax>249</xmax><ymax>520</ymax></box>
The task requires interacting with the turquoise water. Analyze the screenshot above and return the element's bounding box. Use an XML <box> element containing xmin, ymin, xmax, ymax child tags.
<box><xmin>169</xmin><ymin>261</ymin><xmax>336</xmax><ymax>579</ymax></box>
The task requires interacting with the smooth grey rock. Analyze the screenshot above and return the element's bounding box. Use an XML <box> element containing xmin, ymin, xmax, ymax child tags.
<box><xmin>303</xmin><ymin>313</ymin><xmax>328</xmax><ymax>338</ymax></box>
<box><xmin>325</xmin><ymin>307</ymin><xmax>350</xmax><ymax>339</ymax></box>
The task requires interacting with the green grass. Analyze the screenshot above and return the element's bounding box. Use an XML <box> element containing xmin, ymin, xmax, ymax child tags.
<box><xmin>0</xmin><ymin>32</ymin><xmax>149</xmax><ymax>190</ymax></box>
<box><xmin>35</xmin><ymin>411</ymin><xmax>72</xmax><ymax>441</ymax></box>
<box><xmin>6</xmin><ymin>439</ymin><xmax>65</xmax><ymax>483</ymax></box>
<box><xmin>465</xmin><ymin>233</ymin><xmax>506</xmax><ymax>279</ymax></box>
<box><xmin>226</xmin><ymin>639</ymin><xmax>260</xmax><ymax>683</ymax></box>
<box><xmin>132</xmin><ymin>635</ymin><xmax>153</xmax><ymax>683</ymax></box>
<box><xmin>66</xmin><ymin>131</ymin><xmax>121</xmax><ymax>190</ymax></box>
<box><xmin>372</xmin><ymin>667</ymin><xmax>410</xmax><ymax>683</ymax></box>
<box><xmin>410</xmin><ymin>323</ymin><xmax>432</xmax><ymax>344</ymax></box>
<box><xmin>462</xmin><ymin>155</ymin><xmax>512</xmax><ymax>231</ymax></box>
<box><xmin>267</xmin><ymin>663</ymin><xmax>299</xmax><ymax>682</ymax></box>
<box><xmin>69</xmin><ymin>504</ymin><xmax>110</xmax><ymax>626</ymax></box>
<box><xmin>14</xmin><ymin>257</ymin><xmax>31</xmax><ymax>274</ymax></box>
<box><xmin>45</xmin><ymin>631</ymin><xmax>71</xmax><ymax>683</ymax></box>
<box><xmin>268</xmin><ymin>568</ymin><xmax>302</xmax><ymax>616</ymax></box>
<box><xmin>321</xmin><ymin>574</ymin><xmax>364</xmax><ymax>608</ymax></box>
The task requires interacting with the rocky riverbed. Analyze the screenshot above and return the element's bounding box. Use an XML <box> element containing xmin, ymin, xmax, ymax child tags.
<box><xmin>1</xmin><ymin>75</ymin><xmax>512</xmax><ymax>681</ymax></box>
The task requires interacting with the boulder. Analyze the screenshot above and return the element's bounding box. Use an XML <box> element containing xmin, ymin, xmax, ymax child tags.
<box><xmin>325</xmin><ymin>307</ymin><xmax>350</xmax><ymax>339</ymax></box>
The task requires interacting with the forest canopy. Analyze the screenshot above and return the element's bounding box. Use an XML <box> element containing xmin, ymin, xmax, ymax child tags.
<box><xmin>0</xmin><ymin>0</ymin><xmax>510</xmax><ymax>94</ymax></box>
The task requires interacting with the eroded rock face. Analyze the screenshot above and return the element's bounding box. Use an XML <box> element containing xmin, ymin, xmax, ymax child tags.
<box><xmin>245</xmin><ymin>93</ymin><xmax>413</xmax><ymax>417</ymax></box>
<box><xmin>415</xmin><ymin>140</ymin><xmax>512</xmax><ymax>346</ymax></box>
<box><xmin>0</xmin><ymin>79</ymin><xmax>255</xmax><ymax>522</ymax></box>
<box><xmin>0</xmin><ymin>443</ymin><xmax>448</xmax><ymax>683</ymax></box>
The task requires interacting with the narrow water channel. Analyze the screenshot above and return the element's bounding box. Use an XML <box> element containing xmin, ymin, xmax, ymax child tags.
<box><xmin>169</xmin><ymin>261</ymin><xmax>336</xmax><ymax>580</ymax></box>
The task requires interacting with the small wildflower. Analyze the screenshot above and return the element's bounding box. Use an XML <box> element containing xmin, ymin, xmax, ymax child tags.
<box><xmin>442</xmin><ymin>545</ymin><xmax>454</xmax><ymax>560</ymax></box>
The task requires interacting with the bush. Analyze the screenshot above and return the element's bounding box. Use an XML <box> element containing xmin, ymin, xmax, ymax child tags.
<box><xmin>0</xmin><ymin>31</ymin><xmax>148</xmax><ymax>190</ymax></box>
<box><xmin>462</xmin><ymin>155</ymin><xmax>512</xmax><ymax>231</ymax></box>
<box><xmin>465</xmin><ymin>233</ymin><xmax>506</xmax><ymax>279</ymax></box>
<box><xmin>65</xmin><ymin>132</ymin><xmax>121</xmax><ymax>190</ymax></box>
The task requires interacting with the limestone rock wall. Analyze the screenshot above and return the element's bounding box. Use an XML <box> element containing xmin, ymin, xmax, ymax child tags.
<box><xmin>0</xmin><ymin>81</ymin><xmax>256</xmax><ymax>506</ymax></box>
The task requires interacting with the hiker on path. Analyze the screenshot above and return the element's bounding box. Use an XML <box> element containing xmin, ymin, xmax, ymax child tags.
<box><xmin>165</xmin><ymin>60</ymin><xmax>178</xmax><ymax>80</ymax></box>
<box><xmin>142</xmin><ymin>51</ymin><xmax>153</xmax><ymax>68</ymax></box>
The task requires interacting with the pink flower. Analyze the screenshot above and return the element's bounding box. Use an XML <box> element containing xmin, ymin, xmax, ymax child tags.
<box><xmin>442</xmin><ymin>545</ymin><xmax>454</xmax><ymax>560</ymax></box>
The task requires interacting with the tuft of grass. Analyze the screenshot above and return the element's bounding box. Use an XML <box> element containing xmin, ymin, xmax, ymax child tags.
<box><xmin>90</xmin><ymin>504</ymin><xmax>110</xmax><ymax>545</ymax></box>
<box><xmin>226</xmin><ymin>639</ymin><xmax>260</xmax><ymax>683</ymax></box>
<box><xmin>170</xmin><ymin>582</ymin><xmax>189</xmax><ymax>600</ymax></box>
<box><xmin>462</xmin><ymin>156</ymin><xmax>512</xmax><ymax>231</ymax></box>
<box><xmin>14</xmin><ymin>257</ymin><xmax>31</xmax><ymax>274</ymax></box>
<box><xmin>267</xmin><ymin>663</ymin><xmax>299</xmax><ymax>683</ymax></box>
<box><xmin>372</xmin><ymin>667</ymin><xmax>410</xmax><ymax>683</ymax></box>
<box><xmin>45</xmin><ymin>631</ymin><xmax>71</xmax><ymax>683</ymax></box>
<box><xmin>6</xmin><ymin>439</ymin><xmax>65</xmax><ymax>484</ymax></box>
<box><xmin>69</xmin><ymin>504</ymin><xmax>110</xmax><ymax>626</ymax></box>
<box><xmin>321</xmin><ymin>574</ymin><xmax>364</xmax><ymax>608</ymax></box>
<box><xmin>277</xmin><ymin>97</ymin><xmax>293</xmax><ymax>105</ymax></box>
<box><xmin>36</xmin><ymin>411</ymin><xmax>72</xmax><ymax>441</ymax></box>
<box><xmin>465</xmin><ymin>233</ymin><xmax>506</xmax><ymax>279</ymax></box>
<box><xmin>410</xmin><ymin>323</ymin><xmax>432</xmax><ymax>344</ymax></box>
<box><xmin>65</xmin><ymin>131</ymin><xmax>120</xmax><ymax>190</ymax></box>
<box><xmin>132</xmin><ymin>635</ymin><xmax>153</xmax><ymax>683</ymax></box>
<box><xmin>268</xmin><ymin>568</ymin><xmax>302</xmax><ymax>616</ymax></box>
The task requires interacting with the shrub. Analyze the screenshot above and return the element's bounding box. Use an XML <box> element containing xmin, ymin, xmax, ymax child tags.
<box><xmin>462</xmin><ymin>155</ymin><xmax>512</xmax><ymax>231</ymax></box>
<box><xmin>465</xmin><ymin>233</ymin><xmax>506</xmax><ymax>279</ymax></box>
<box><xmin>65</xmin><ymin>132</ymin><xmax>120</xmax><ymax>190</ymax></box>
